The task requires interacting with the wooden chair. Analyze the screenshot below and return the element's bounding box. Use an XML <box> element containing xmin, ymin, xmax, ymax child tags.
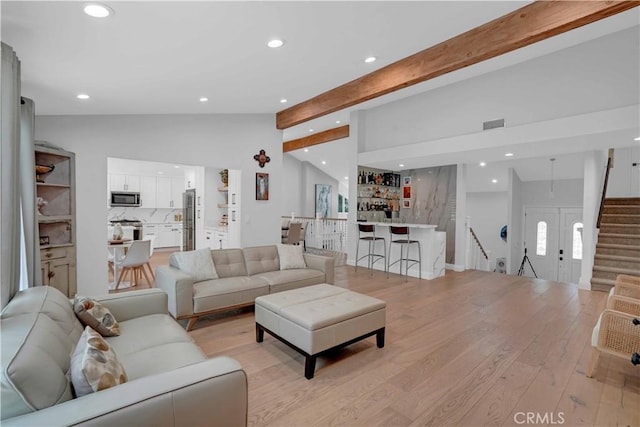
<box><xmin>609</xmin><ymin>274</ymin><xmax>640</xmax><ymax>300</ymax></box>
<box><xmin>115</xmin><ymin>240</ymin><xmax>152</xmax><ymax>289</ymax></box>
<box><xmin>588</xmin><ymin>304</ymin><xmax>640</xmax><ymax>378</ymax></box>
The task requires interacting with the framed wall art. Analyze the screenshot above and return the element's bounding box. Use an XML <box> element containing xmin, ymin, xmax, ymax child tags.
<box><xmin>315</xmin><ymin>184</ymin><xmax>332</xmax><ymax>218</ymax></box>
<box><xmin>402</xmin><ymin>185</ymin><xmax>412</xmax><ymax>199</ymax></box>
<box><xmin>256</xmin><ymin>173</ymin><xmax>269</xmax><ymax>200</ymax></box>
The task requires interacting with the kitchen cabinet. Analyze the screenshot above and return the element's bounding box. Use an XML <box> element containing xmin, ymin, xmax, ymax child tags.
<box><xmin>156</xmin><ymin>177</ymin><xmax>185</xmax><ymax>208</ymax></box>
<box><xmin>156</xmin><ymin>223</ymin><xmax>182</xmax><ymax>248</ymax></box>
<box><xmin>110</xmin><ymin>174</ymin><xmax>140</xmax><ymax>192</ymax></box>
<box><xmin>227</xmin><ymin>169</ymin><xmax>241</xmax><ymax>248</ymax></box>
<box><xmin>205</xmin><ymin>227</ymin><xmax>227</xmax><ymax>250</ymax></box>
<box><xmin>35</xmin><ymin>144</ymin><xmax>76</xmax><ymax>297</ymax></box>
<box><xmin>139</xmin><ymin>176</ymin><xmax>157</xmax><ymax>208</ymax></box>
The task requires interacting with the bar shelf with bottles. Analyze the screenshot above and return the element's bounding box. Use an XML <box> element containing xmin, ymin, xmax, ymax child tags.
<box><xmin>357</xmin><ymin>166</ymin><xmax>401</xmax><ymax>222</ymax></box>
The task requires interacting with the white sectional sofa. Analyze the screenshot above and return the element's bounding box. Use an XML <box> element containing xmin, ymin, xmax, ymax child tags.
<box><xmin>0</xmin><ymin>286</ymin><xmax>247</xmax><ymax>426</ymax></box>
<box><xmin>155</xmin><ymin>245</ymin><xmax>335</xmax><ymax>330</ymax></box>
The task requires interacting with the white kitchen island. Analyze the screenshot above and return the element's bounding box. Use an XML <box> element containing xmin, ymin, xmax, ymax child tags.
<box><xmin>354</xmin><ymin>222</ymin><xmax>446</xmax><ymax>280</ymax></box>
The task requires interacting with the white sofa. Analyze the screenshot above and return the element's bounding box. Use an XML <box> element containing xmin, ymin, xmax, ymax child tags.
<box><xmin>0</xmin><ymin>286</ymin><xmax>247</xmax><ymax>426</ymax></box>
<box><xmin>156</xmin><ymin>245</ymin><xmax>335</xmax><ymax>330</ymax></box>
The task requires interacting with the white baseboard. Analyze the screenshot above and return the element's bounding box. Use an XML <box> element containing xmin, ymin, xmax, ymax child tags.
<box><xmin>447</xmin><ymin>263</ymin><xmax>465</xmax><ymax>272</ymax></box>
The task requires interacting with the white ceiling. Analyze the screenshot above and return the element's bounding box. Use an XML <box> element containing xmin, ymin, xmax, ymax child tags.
<box><xmin>2</xmin><ymin>1</ymin><xmax>639</xmax><ymax>188</ymax></box>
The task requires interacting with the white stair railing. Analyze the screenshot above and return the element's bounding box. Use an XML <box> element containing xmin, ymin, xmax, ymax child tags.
<box><xmin>465</xmin><ymin>218</ymin><xmax>492</xmax><ymax>271</ymax></box>
<box><xmin>283</xmin><ymin>216</ymin><xmax>348</xmax><ymax>252</ymax></box>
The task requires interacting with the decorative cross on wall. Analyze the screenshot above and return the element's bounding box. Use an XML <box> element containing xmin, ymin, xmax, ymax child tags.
<box><xmin>253</xmin><ymin>149</ymin><xmax>271</xmax><ymax>168</ymax></box>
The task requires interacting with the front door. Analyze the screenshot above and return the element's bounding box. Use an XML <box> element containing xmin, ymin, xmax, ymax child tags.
<box><xmin>523</xmin><ymin>207</ymin><xmax>583</xmax><ymax>283</ymax></box>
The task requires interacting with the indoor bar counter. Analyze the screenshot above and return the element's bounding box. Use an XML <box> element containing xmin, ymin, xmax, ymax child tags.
<box><xmin>356</xmin><ymin>222</ymin><xmax>446</xmax><ymax>279</ymax></box>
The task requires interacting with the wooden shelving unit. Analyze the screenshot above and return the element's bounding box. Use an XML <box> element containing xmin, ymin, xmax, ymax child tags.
<box><xmin>35</xmin><ymin>144</ymin><xmax>76</xmax><ymax>297</ymax></box>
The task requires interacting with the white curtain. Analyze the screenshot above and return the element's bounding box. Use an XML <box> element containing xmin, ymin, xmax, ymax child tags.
<box><xmin>1</xmin><ymin>43</ymin><xmax>22</xmax><ymax>308</ymax></box>
<box><xmin>20</xmin><ymin>97</ymin><xmax>39</xmax><ymax>286</ymax></box>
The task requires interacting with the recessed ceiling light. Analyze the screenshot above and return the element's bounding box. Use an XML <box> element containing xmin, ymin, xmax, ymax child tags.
<box><xmin>364</xmin><ymin>56</ymin><xmax>377</xmax><ymax>63</ymax></box>
<box><xmin>199</xmin><ymin>97</ymin><xmax>208</xmax><ymax>102</ymax></box>
<box><xmin>321</xmin><ymin>161</ymin><xmax>326</xmax><ymax>165</ymax></box>
<box><xmin>634</xmin><ymin>136</ymin><xmax>640</xmax><ymax>141</ymax></box>
<box><xmin>309</xmin><ymin>129</ymin><xmax>314</xmax><ymax>132</ymax></box>
<box><xmin>479</xmin><ymin>162</ymin><xmax>486</xmax><ymax>167</ymax></box>
<box><xmin>84</xmin><ymin>3</ymin><xmax>113</xmax><ymax>18</ymax></box>
<box><xmin>505</xmin><ymin>153</ymin><xmax>514</xmax><ymax>157</ymax></box>
<box><xmin>76</xmin><ymin>94</ymin><xmax>90</xmax><ymax>100</ymax></box>
<box><xmin>399</xmin><ymin>164</ymin><xmax>405</xmax><ymax>167</ymax></box>
<box><xmin>158</xmin><ymin>171</ymin><xmax>164</xmax><ymax>175</ymax></box>
<box><xmin>267</xmin><ymin>39</ymin><xmax>284</xmax><ymax>48</ymax></box>
<box><xmin>280</xmin><ymin>98</ymin><xmax>287</xmax><ymax>104</ymax></box>
<box><xmin>336</xmin><ymin>120</ymin><xmax>341</xmax><ymax>124</ymax></box>
<box><xmin>344</xmin><ymin>176</ymin><xmax>349</xmax><ymax>180</ymax></box>
<box><xmin>304</xmin><ymin>148</ymin><xmax>309</xmax><ymax>153</ymax></box>
<box><xmin>492</xmin><ymin>179</ymin><xmax>498</xmax><ymax>183</ymax></box>
<box><xmin>174</xmin><ymin>165</ymin><xmax>180</xmax><ymax>169</ymax></box>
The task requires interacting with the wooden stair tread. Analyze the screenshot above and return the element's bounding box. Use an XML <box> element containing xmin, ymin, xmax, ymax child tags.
<box><xmin>599</xmin><ymin>223</ymin><xmax>640</xmax><ymax>227</ymax></box>
<box><xmin>590</xmin><ymin>277</ymin><xmax>617</xmax><ymax>286</ymax></box>
<box><xmin>597</xmin><ymin>233</ymin><xmax>640</xmax><ymax>238</ymax></box>
<box><xmin>604</xmin><ymin>197</ymin><xmax>640</xmax><ymax>205</ymax></box>
<box><xmin>594</xmin><ymin>254</ymin><xmax>640</xmax><ymax>262</ymax></box>
<box><xmin>596</xmin><ymin>243</ymin><xmax>640</xmax><ymax>249</ymax></box>
<box><xmin>592</xmin><ymin>265</ymin><xmax>640</xmax><ymax>275</ymax></box>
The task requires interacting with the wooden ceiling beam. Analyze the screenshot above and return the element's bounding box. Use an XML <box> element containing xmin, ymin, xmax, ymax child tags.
<box><xmin>276</xmin><ymin>1</ymin><xmax>639</xmax><ymax>130</ymax></box>
<box><xmin>283</xmin><ymin>125</ymin><xmax>350</xmax><ymax>153</ymax></box>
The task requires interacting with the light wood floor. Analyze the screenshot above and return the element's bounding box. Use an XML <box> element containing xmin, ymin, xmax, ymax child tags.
<box><xmin>187</xmin><ymin>266</ymin><xmax>639</xmax><ymax>427</ymax></box>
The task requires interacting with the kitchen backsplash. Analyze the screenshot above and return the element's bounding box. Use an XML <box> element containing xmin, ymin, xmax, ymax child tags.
<box><xmin>108</xmin><ymin>208</ymin><xmax>183</xmax><ymax>223</ymax></box>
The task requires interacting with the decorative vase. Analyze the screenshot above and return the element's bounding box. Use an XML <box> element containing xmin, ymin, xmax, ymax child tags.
<box><xmin>220</xmin><ymin>169</ymin><xmax>228</xmax><ymax>185</ymax></box>
<box><xmin>113</xmin><ymin>223</ymin><xmax>123</xmax><ymax>240</ymax></box>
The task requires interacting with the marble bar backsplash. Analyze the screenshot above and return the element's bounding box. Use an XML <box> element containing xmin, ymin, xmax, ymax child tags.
<box><xmin>108</xmin><ymin>208</ymin><xmax>183</xmax><ymax>224</ymax></box>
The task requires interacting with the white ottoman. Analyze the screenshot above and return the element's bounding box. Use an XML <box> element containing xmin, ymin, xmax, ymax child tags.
<box><xmin>255</xmin><ymin>284</ymin><xmax>386</xmax><ymax>379</ymax></box>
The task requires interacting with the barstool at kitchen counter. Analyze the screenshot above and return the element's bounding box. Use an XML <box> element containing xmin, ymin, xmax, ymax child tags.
<box><xmin>387</xmin><ymin>226</ymin><xmax>421</xmax><ymax>280</ymax></box>
<box><xmin>355</xmin><ymin>224</ymin><xmax>387</xmax><ymax>274</ymax></box>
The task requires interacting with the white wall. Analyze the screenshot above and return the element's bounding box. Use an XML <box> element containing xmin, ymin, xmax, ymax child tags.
<box><xmin>466</xmin><ymin>192</ymin><xmax>508</xmax><ymax>260</ymax></box>
<box><xmin>508</xmin><ymin>169</ymin><xmax>524</xmax><ymax>275</ymax></box>
<box><xmin>301</xmin><ymin>162</ymin><xmax>339</xmax><ymax>218</ymax></box>
<box><xmin>520</xmin><ymin>179</ymin><xmax>584</xmax><ymax>207</ymax></box>
<box><xmin>35</xmin><ymin>114</ymin><xmax>282</xmax><ymax>295</ymax></box>
<box><xmin>282</xmin><ymin>153</ymin><xmax>302</xmax><ymax>217</ymax></box>
<box><xmin>607</xmin><ymin>145</ymin><xmax>640</xmax><ymax>197</ymax></box>
<box><xmin>580</xmin><ymin>150</ymin><xmax>608</xmax><ymax>290</ymax></box>
<box><xmin>363</xmin><ymin>28</ymin><xmax>638</xmax><ymax>151</ymax></box>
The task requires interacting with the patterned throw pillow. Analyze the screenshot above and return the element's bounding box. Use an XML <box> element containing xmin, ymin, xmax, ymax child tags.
<box><xmin>73</xmin><ymin>296</ymin><xmax>120</xmax><ymax>337</ymax></box>
<box><xmin>71</xmin><ymin>326</ymin><xmax>128</xmax><ymax>397</ymax></box>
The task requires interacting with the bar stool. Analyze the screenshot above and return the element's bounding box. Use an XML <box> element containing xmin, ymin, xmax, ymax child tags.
<box><xmin>387</xmin><ymin>226</ymin><xmax>421</xmax><ymax>279</ymax></box>
<box><xmin>355</xmin><ymin>224</ymin><xmax>386</xmax><ymax>273</ymax></box>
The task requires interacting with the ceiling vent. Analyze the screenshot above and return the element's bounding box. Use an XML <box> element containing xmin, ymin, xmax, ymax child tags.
<box><xmin>483</xmin><ymin>118</ymin><xmax>505</xmax><ymax>130</ymax></box>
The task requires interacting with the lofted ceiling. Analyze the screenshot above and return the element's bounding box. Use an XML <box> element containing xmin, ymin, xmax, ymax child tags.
<box><xmin>2</xmin><ymin>1</ymin><xmax>639</xmax><ymax>188</ymax></box>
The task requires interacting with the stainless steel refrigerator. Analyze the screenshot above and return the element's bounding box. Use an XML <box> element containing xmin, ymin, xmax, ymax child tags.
<box><xmin>183</xmin><ymin>189</ymin><xmax>196</xmax><ymax>251</ymax></box>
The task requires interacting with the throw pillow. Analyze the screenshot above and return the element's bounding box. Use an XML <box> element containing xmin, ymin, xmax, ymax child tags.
<box><xmin>170</xmin><ymin>248</ymin><xmax>218</xmax><ymax>281</ymax></box>
<box><xmin>70</xmin><ymin>326</ymin><xmax>128</xmax><ymax>397</ymax></box>
<box><xmin>74</xmin><ymin>296</ymin><xmax>120</xmax><ymax>337</ymax></box>
<box><xmin>277</xmin><ymin>243</ymin><xmax>307</xmax><ymax>270</ymax></box>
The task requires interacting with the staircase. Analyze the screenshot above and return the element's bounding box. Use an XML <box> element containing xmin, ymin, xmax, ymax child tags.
<box><xmin>592</xmin><ymin>197</ymin><xmax>640</xmax><ymax>292</ymax></box>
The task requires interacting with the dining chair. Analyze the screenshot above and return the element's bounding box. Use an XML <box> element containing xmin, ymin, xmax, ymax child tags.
<box><xmin>143</xmin><ymin>235</ymin><xmax>156</xmax><ymax>281</ymax></box>
<box><xmin>284</xmin><ymin>222</ymin><xmax>302</xmax><ymax>245</ymax></box>
<box><xmin>115</xmin><ymin>239</ymin><xmax>152</xmax><ymax>289</ymax></box>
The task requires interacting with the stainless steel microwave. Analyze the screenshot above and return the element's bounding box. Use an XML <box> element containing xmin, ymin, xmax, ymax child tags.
<box><xmin>110</xmin><ymin>192</ymin><xmax>141</xmax><ymax>207</ymax></box>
